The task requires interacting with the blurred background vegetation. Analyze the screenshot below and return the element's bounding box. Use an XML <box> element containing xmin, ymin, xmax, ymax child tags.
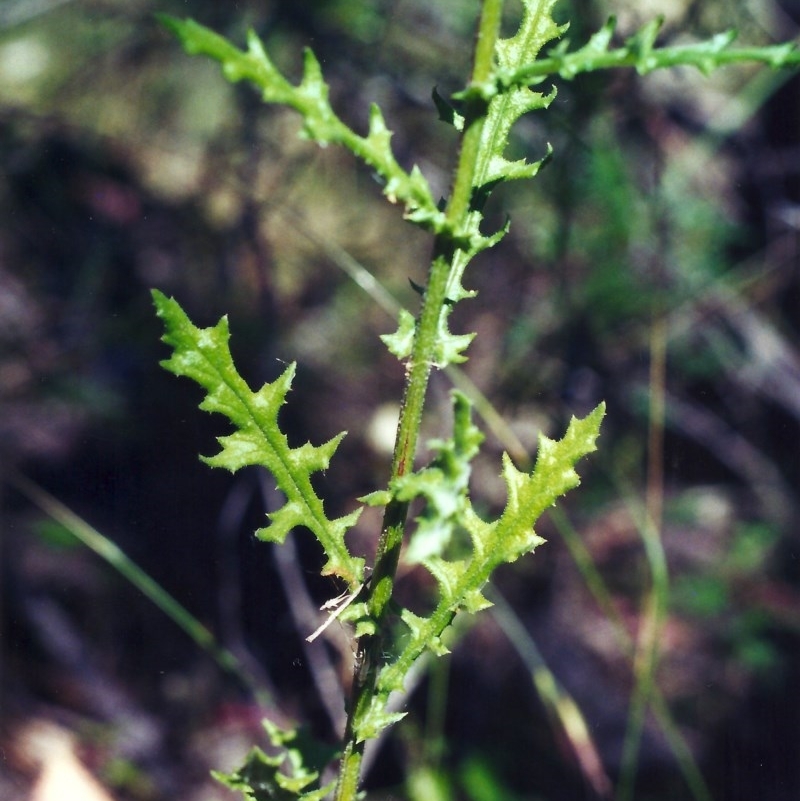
<box><xmin>1</xmin><ymin>1</ymin><xmax>800</xmax><ymax>799</ymax></box>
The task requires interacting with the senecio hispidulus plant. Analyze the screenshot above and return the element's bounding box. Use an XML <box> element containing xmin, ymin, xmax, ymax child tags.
<box><xmin>152</xmin><ymin>2</ymin><xmax>800</xmax><ymax>799</ymax></box>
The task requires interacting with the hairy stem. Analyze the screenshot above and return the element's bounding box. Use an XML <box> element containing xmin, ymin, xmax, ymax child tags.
<box><xmin>333</xmin><ymin>2</ymin><xmax>504</xmax><ymax>799</ymax></box>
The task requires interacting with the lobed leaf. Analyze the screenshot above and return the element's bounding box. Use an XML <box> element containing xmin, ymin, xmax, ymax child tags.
<box><xmin>394</xmin><ymin>390</ymin><xmax>484</xmax><ymax>562</ymax></box>
<box><xmin>159</xmin><ymin>15</ymin><xmax>445</xmax><ymax>233</ymax></box>
<box><xmin>379</xmin><ymin>308</ymin><xmax>417</xmax><ymax>361</ymax></box>
<box><xmin>471</xmin><ymin>403</ymin><xmax>606</xmax><ymax>566</ymax></box>
<box><xmin>213</xmin><ymin>720</ymin><xmax>337</xmax><ymax>801</ymax></box>
<box><xmin>474</xmin><ymin>0</ymin><xmax>564</xmax><ymax>191</ymax></box>
<box><xmin>350</xmin><ymin>399</ymin><xmax>604</xmax><ymax>742</ymax></box>
<box><xmin>505</xmin><ymin>15</ymin><xmax>800</xmax><ymax>86</ymax></box>
<box><xmin>353</xmin><ymin>698</ymin><xmax>407</xmax><ymax>744</ymax></box>
<box><xmin>153</xmin><ymin>290</ymin><xmax>364</xmax><ymax>588</ymax></box>
<box><xmin>413</xmin><ymin>0</ymin><xmax>565</xmax><ymax>369</ymax></box>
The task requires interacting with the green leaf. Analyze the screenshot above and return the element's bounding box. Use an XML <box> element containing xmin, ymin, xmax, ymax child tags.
<box><xmin>583</xmin><ymin>16</ymin><xmax>617</xmax><ymax>55</ymax></box>
<box><xmin>468</xmin><ymin>403</ymin><xmax>606</xmax><ymax>566</ymax></box>
<box><xmin>380</xmin><ymin>308</ymin><xmax>417</xmax><ymax>360</ymax></box>
<box><xmin>688</xmin><ymin>29</ymin><xmax>739</xmax><ymax>76</ymax></box>
<box><xmin>477</xmin><ymin>0</ymin><xmax>564</xmax><ymax>191</ymax></box>
<box><xmin>153</xmin><ymin>290</ymin><xmax>364</xmax><ymax>588</ymax></box>
<box><xmin>395</xmin><ymin>391</ymin><xmax>484</xmax><ymax>563</ymax></box>
<box><xmin>431</xmin><ymin>307</ymin><xmax>477</xmax><ymax>367</ymax></box>
<box><xmin>159</xmin><ymin>15</ymin><xmax>444</xmax><ymax>233</ymax></box>
<box><xmin>499</xmin><ymin>0</ymin><xmax>567</xmax><ymax>67</ymax></box>
<box><xmin>213</xmin><ymin>720</ymin><xmax>337</xmax><ymax>801</ymax></box>
<box><xmin>505</xmin><ymin>14</ymin><xmax>800</xmax><ymax>87</ymax></box>
<box><xmin>358</xmin><ymin>490</ymin><xmax>393</xmax><ymax>507</ymax></box>
<box><xmin>626</xmin><ymin>16</ymin><xmax>664</xmax><ymax>74</ymax></box>
<box><xmin>353</xmin><ymin>402</ymin><xmax>604</xmax><ymax>742</ymax></box>
<box><xmin>401</xmin><ymin>608</ymin><xmax>451</xmax><ymax>656</ymax></box>
<box><xmin>353</xmin><ymin>697</ymin><xmax>407</xmax><ymax>743</ymax></box>
<box><xmin>416</xmin><ymin>0</ymin><xmax>564</xmax><ymax>370</ymax></box>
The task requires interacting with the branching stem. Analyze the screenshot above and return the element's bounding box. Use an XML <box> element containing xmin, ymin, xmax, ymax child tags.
<box><xmin>333</xmin><ymin>3</ymin><xmax>504</xmax><ymax>799</ymax></box>
<box><xmin>152</xmin><ymin>2</ymin><xmax>799</xmax><ymax>798</ymax></box>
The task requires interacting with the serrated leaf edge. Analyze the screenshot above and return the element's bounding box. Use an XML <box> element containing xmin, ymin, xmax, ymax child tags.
<box><xmin>153</xmin><ymin>290</ymin><xmax>364</xmax><ymax>587</ymax></box>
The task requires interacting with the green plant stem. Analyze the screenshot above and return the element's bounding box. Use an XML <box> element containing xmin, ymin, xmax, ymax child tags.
<box><xmin>333</xmin><ymin>4</ymin><xmax>504</xmax><ymax>800</ymax></box>
<box><xmin>288</xmin><ymin>201</ymin><xmax>529</xmax><ymax>465</ymax></box>
<box><xmin>508</xmin><ymin>36</ymin><xmax>800</xmax><ymax>86</ymax></box>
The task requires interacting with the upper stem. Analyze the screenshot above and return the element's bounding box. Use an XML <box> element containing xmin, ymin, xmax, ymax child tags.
<box><xmin>333</xmin><ymin>2</ymin><xmax>504</xmax><ymax>799</ymax></box>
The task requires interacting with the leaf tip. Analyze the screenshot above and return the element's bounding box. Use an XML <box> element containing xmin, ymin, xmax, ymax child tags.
<box><xmin>154</xmin><ymin>12</ymin><xmax>182</xmax><ymax>36</ymax></box>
